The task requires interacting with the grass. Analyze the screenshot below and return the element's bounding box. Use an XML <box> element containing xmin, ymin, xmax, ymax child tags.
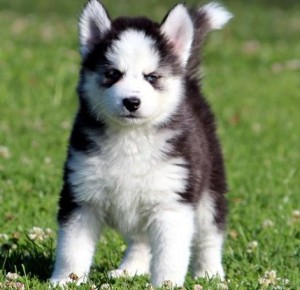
<box><xmin>0</xmin><ymin>0</ymin><xmax>299</xmax><ymax>289</ymax></box>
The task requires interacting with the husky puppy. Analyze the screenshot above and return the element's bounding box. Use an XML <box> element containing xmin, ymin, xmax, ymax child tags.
<box><xmin>51</xmin><ymin>0</ymin><xmax>232</xmax><ymax>287</ymax></box>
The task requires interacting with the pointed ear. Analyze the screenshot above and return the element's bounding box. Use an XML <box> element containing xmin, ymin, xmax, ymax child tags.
<box><xmin>79</xmin><ymin>0</ymin><xmax>111</xmax><ymax>57</ymax></box>
<box><xmin>161</xmin><ymin>4</ymin><xmax>194</xmax><ymax>66</ymax></box>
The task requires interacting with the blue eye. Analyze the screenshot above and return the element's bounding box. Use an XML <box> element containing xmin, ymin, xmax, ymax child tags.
<box><xmin>144</xmin><ymin>73</ymin><xmax>160</xmax><ymax>84</ymax></box>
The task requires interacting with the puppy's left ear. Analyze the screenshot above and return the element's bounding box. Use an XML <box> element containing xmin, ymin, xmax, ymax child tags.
<box><xmin>79</xmin><ymin>0</ymin><xmax>111</xmax><ymax>57</ymax></box>
<box><xmin>161</xmin><ymin>4</ymin><xmax>194</xmax><ymax>66</ymax></box>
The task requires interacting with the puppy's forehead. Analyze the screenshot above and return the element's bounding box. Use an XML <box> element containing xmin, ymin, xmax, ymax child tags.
<box><xmin>106</xmin><ymin>29</ymin><xmax>160</xmax><ymax>73</ymax></box>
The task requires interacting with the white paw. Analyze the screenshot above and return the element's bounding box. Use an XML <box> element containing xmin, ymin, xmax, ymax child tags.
<box><xmin>108</xmin><ymin>269</ymin><xmax>129</xmax><ymax>278</ymax></box>
<box><xmin>50</xmin><ymin>273</ymin><xmax>86</xmax><ymax>287</ymax></box>
<box><xmin>50</xmin><ymin>277</ymin><xmax>72</xmax><ymax>287</ymax></box>
<box><xmin>194</xmin><ymin>267</ymin><xmax>225</xmax><ymax>280</ymax></box>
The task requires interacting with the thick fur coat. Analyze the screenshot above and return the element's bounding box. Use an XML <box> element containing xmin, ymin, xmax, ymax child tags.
<box><xmin>51</xmin><ymin>0</ymin><xmax>232</xmax><ymax>287</ymax></box>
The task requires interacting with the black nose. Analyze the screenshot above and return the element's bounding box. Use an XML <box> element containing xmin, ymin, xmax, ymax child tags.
<box><xmin>123</xmin><ymin>97</ymin><xmax>141</xmax><ymax>112</ymax></box>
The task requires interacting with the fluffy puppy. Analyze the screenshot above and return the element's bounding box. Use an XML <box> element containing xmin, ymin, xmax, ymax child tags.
<box><xmin>51</xmin><ymin>0</ymin><xmax>232</xmax><ymax>287</ymax></box>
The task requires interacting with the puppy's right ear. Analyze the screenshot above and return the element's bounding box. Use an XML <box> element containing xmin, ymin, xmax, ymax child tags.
<box><xmin>160</xmin><ymin>4</ymin><xmax>194</xmax><ymax>67</ymax></box>
<box><xmin>79</xmin><ymin>0</ymin><xmax>111</xmax><ymax>57</ymax></box>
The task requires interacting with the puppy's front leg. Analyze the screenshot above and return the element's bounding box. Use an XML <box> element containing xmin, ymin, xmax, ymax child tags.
<box><xmin>51</xmin><ymin>206</ymin><xmax>101</xmax><ymax>286</ymax></box>
<box><xmin>148</xmin><ymin>204</ymin><xmax>194</xmax><ymax>287</ymax></box>
<box><xmin>109</xmin><ymin>236</ymin><xmax>151</xmax><ymax>278</ymax></box>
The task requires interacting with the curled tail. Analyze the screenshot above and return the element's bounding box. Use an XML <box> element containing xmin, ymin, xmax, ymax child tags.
<box><xmin>187</xmin><ymin>3</ymin><xmax>233</xmax><ymax>79</ymax></box>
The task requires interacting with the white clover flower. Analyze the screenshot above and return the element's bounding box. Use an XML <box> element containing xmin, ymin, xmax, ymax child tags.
<box><xmin>258</xmin><ymin>270</ymin><xmax>288</xmax><ymax>288</ymax></box>
<box><xmin>281</xmin><ymin>278</ymin><xmax>289</xmax><ymax>285</ymax></box>
<box><xmin>28</xmin><ymin>227</ymin><xmax>45</xmax><ymax>241</ymax></box>
<box><xmin>28</xmin><ymin>227</ymin><xmax>53</xmax><ymax>241</ymax></box>
<box><xmin>6</xmin><ymin>272</ymin><xmax>19</xmax><ymax>281</ymax></box>
<box><xmin>262</xmin><ymin>219</ymin><xmax>274</xmax><ymax>228</ymax></box>
<box><xmin>162</xmin><ymin>280</ymin><xmax>173</xmax><ymax>289</ymax></box>
<box><xmin>266</xmin><ymin>270</ymin><xmax>277</xmax><ymax>280</ymax></box>
<box><xmin>292</xmin><ymin>210</ymin><xmax>300</xmax><ymax>218</ymax></box>
<box><xmin>0</xmin><ymin>233</ymin><xmax>9</xmax><ymax>242</ymax></box>
<box><xmin>193</xmin><ymin>285</ymin><xmax>203</xmax><ymax>290</ymax></box>
<box><xmin>219</xmin><ymin>281</ymin><xmax>228</xmax><ymax>290</ymax></box>
<box><xmin>0</xmin><ymin>146</ymin><xmax>11</xmax><ymax>159</ymax></box>
<box><xmin>44</xmin><ymin>228</ymin><xmax>53</xmax><ymax>238</ymax></box>
<box><xmin>258</xmin><ymin>277</ymin><xmax>272</xmax><ymax>287</ymax></box>
<box><xmin>44</xmin><ymin>157</ymin><xmax>52</xmax><ymax>164</ymax></box>
<box><xmin>13</xmin><ymin>282</ymin><xmax>25</xmax><ymax>290</ymax></box>
<box><xmin>1</xmin><ymin>281</ymin><xmax>25</xmax><ymax>290</ymax></box>
<box><xmin>145</xmin><ymin>283</ymin><xmax>154</xmax><ymax>290</ymax></box>
<box><xmin>100</xmin><ymin>283</ymin><xmax>111</xmax><ymax>289</ymax></box>
<box><xmin>247</xmin><ymin>240</ymin><xmax>258</xmax><ymax>253</ymax></box>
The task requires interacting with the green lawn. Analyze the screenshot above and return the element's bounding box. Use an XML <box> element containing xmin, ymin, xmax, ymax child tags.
<box><xmin>0</xmin><ymin>0</ymin><xmax>299</xmax><ymax>289</ymax></box>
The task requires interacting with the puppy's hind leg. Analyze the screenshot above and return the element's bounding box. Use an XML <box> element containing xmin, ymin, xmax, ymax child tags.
<box><xmin>109</xmin><ymin>236</ymin><xmax>151</xmax><ymax>278</ymax></box>
<box><xmin>193</xmin><ymin>191</ymin><xmax>226</xmax><ymax>279</ymax></box>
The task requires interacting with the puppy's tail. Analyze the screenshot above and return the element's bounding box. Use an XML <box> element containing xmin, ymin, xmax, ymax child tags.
<box><xmin>187</xmin><ymin>2</ymin><xmax>233</xmax><ymax>79</ymax></box>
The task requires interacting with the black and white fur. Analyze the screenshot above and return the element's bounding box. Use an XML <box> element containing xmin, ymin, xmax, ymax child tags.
<box><xmin>51</xmin><ymin>0</ymin><xmax>232</xmax><ymax>287</ymax></box>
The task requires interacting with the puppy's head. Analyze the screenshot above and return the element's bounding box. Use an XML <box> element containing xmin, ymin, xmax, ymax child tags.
<box><xmin>78</xmin><ymin>0</ymin><xmax>194</xmax><ymax>127</ymax></box>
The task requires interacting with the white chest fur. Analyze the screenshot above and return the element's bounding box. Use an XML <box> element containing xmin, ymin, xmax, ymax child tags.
<box><xmin>67</xmin><ymin>127</ymin><xmax>188</xmax><ymax>235</ymax></box>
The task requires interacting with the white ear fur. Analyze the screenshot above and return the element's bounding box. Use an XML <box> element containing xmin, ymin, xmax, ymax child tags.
<box><xmin>199</xmin><ymin>2</ymin><xmax>233</xmax><ymax>30</ymax></box>
<box><xmin>161</xmin><ymin>4</ymin><xmax>194</xmax><ymax>66</ymax></box>
<box><xmin>79</xmin><ymin>0</ymin><xmax>111</xmax><ymax>57</ymax></box>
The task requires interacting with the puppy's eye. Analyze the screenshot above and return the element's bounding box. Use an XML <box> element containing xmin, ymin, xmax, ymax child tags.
<box><xmin>103</xmin><ymin>68</ymin><xmax>123</xmax><ymax>86</ymax></box>
<box><xmin>144</xmin><ymin>73</ymin><xmax>160</xmax><ymax>85</ymax></box>
<box><xmin>105</xmin><ymin>69</ymin><xmax>123</xmax><ymax>81</ymax></box>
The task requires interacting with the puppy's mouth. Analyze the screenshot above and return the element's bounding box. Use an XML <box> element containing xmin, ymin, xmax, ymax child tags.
<box><xmin>117</xmin><ymin>113</ymin><xmax>148</xmax><ymax>125</ymax></box>
<box><xmin>120</xmin><ymin>113</ymin><xmax>143</xmax><ymax>119</ymax></box>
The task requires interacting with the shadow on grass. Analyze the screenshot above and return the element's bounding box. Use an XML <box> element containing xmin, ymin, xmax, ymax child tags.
<box><xmin>0</xmin><ymin>239</ymin><xmax>54</xmax><ymax>281</ymax></box>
